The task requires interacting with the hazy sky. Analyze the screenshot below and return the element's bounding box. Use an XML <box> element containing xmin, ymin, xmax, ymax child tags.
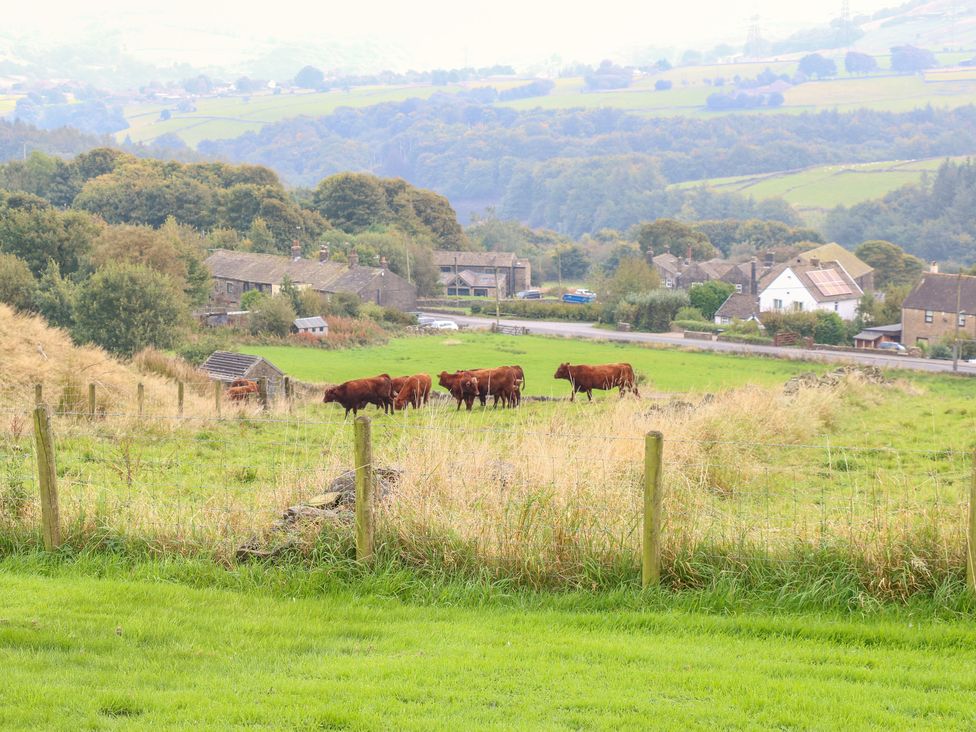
<box><xmin>7</xmin><ymin>0</ymin><xmax>900</xmax><ymax>70</ymax></box>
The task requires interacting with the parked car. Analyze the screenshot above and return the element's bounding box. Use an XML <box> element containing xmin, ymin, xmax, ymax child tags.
<box><xmin>426</xmin><ymin>320</ymin><xmax>459</xmax><ymax>331</ymax></box>
<box><xmin>877</xmin><ymin>341</ymin><xmax>907</xmax><ymax>353</ymax></box>
<box><xmin>516</xmin><ymin>289</ymin><xmax>542</xmax><ymax>300</ymax></box>
<box><xmin>416</xmin><ymin>315</ymin><xmax>437</xmax><ymax>326</ymax></box>
<box><xmin>561</xmin><ymin>288</ymin><xmax>597</xmax><ymax>304</ymax></box>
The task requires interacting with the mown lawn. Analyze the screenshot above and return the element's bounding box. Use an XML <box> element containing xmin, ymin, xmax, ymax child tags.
<box><xmin>3</xmin><ymin>560</ymin><xmax>976</xmax><ymax>730</ymax></box>
<box><xmin>238</xmin><ymin>333</ymin><xmax>822</xmax><ymax>395</ymax></box>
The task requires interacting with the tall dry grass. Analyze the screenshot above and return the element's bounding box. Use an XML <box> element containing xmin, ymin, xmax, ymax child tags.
<box><xmin>0</xmin><ymin>304</ymin><xmax>213</xmax><ymax>417</ymax></box>
<box><xmin>2</xmin><ymin>364</ymin><xmax>967</xmax><ymax>597</ymax></box>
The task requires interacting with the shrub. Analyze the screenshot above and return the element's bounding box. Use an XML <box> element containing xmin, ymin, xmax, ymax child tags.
<box><xmin>469</xmin><ymin>303</ymin><xmax>482</xmax><ymax>314</ymax></box>
<box><xmin>175</xmin><ymin>331</ymin><xmax>233</xmax><ymax>365</ymax></box>
<box><xmin>674</xmin><ymin>306</ymin><xmax>707</xmax><ymax>322</ymax></box>
<box><xmin>929</xmin><ymin>343</ymin><xmax>953</xmax><ymax>360</ymax></box>
<box><xmin>615</xmin><ymin>289</ymin><xmax>689</xmax><ymax>332</ymax></box>
<box><xmin>249</xmin><ymin>295</ymin><xmax>296</xmax><ymax>338</ymax></box>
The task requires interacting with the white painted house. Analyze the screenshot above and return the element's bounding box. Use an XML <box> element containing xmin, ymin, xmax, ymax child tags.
<box><xmin>758</xmin><ymin>259</ymin><xmax>862</xmax><ymax>320</ymax></box>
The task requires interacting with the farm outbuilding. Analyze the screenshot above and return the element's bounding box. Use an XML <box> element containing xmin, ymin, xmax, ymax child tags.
<box><xmin>200</xmin><ymin>351</ymin><xmax>285</xmax><ymax>396</ymax></box>
<box><xmin>292</xmin><ymin>316</ymin><xmax>328</xmax><ymax>336</ymax></box>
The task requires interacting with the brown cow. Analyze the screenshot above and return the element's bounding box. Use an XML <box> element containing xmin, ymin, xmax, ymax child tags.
<box><xmin>226</xmin><ymin>378</ymin><xmax>258</xmax><ymax>401</ymax></box>
<box><xmin>323</xmin><ymin>374</ymin><xmax>394</xmax><ymax>417</ymax></box>
<box><xmin>465</xmin><ymin>366</ymin><xmax>522</xmax><ymax>408</ymax></box>
<box><xmin>393</xmin><ymin>374</ymin><xmax>432</xmax><ymax>410</ymax></box>
<box><xmin>438</xmin><ymin>371</ymin><xmax>480</xmax><ymax>411</ymax></box>
<box><xmin>553</xmin><ymin>362</ymin><xmax>639</xmax><ymax>401</ymax></box>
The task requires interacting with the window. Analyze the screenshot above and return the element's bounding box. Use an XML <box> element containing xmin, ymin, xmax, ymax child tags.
<box><xmin>735</xmin><ymin>284</ymin><xmax>743</xmax><ymax>293</ymax></box>
<box><xmin>959</xmin><ymin>314</ymin><xmax>966</xmax><ymax>327</ymax></box>
<box><xmin>226</xmin><ymin>282</ymin><xmax>234</xmax><ymax>294</ymax></box>
<box><xmin>474</xmin><ymin>288</ymin><xmax>488</xmax><ymax>297</ymax></box>
<box><xmin>834</xmin><ymin>302</ymin><xmax>839</xmax><ymax>312</ymax></box>
<box><xmin>773</xmin><ymin>299</ymin><xmax>783</xmax><ymax>310</ymax></box>
<box><xmin>924</xmin><ymin>310</ymin><xmax>934</xmax><ymax>323</ymax></box>
<box><xmin>665</xmin><ymin>278</ymin><xmax>673</xmax><ymax>288</ymax></box>
<box><xmin>792</xmin><ymin>301</ymin><xmax>804</xmax><ymax>312</ymax></box>
<box><xmin>916</xmin><ymin>337</ymin><xmax>928</xmax><ymax>346</ymax></box>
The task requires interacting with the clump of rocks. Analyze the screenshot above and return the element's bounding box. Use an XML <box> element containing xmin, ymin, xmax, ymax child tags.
<box><xmin>235</xmin><ymin>467</ymin><xmax>401</xmax><ymax>561</ymax></box>
<box><xmin>784</xmin><ymin>365</ymin><xmax>888</xmax><ymax>395</ymax></box>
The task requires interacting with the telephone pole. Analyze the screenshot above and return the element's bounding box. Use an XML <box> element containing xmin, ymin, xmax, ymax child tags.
<box><xmin>953</xmin><ymin>271</ymin><xmax>963</xmax><ymax>372</ymax></box>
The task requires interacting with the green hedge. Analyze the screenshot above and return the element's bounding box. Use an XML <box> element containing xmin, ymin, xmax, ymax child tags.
<box><xmin>717</xmin><ymin>333</ymin><xmax>774</xmax><ymax>345</ymax></box>
<box><xmin>672</xmin><ymin>319</ymin><xmax>721</xmax><ymax>333</ymax></box>
<box><xmin>495</xmin><ymin>300</ymin><xmax>604</xmax><ymax>321</ymax></box>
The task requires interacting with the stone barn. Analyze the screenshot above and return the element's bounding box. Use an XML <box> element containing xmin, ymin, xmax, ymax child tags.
<box><xmin>201</xmin><ymin>351</ymin><xmax>285</xmax><ymax>397</ymax></box>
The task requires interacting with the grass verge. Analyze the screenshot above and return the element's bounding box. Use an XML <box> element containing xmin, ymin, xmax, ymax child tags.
<box><xmin>2</xmin><ymin>552</ymin><xmax>976</xmax><ymax>729</ymax></box>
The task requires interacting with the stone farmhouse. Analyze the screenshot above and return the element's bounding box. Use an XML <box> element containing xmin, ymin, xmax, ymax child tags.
<box><xmin>901</xmin><ymin>268</ymin><xmax>976</xmax><ymax>348</ymax></box>
<box><xmin>205</xmin><ymin>245</ymin><xmax>417</xmax><ymax>312</ymax></box>
<box><xmin>432</xmin><ymin>251</ymin><xmax>531</xmax><ymax>297</ymax></box>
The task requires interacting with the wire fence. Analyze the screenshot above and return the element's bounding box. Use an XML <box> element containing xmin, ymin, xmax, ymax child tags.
<box><xmin>2</xmin><ymin>396</ymin><xmax>974</xmax><ymax>595</ymax></box>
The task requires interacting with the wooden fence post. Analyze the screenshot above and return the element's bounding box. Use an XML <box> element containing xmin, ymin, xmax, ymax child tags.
<box><xmin>258</xmin><ymin>377</ymin><xmax>269</xmax><ymax>411</ymax></box>
<box><xmin>643</xmin><ymin>430</ymin><xmax>663</xmax><ymax>588</ymax></box>
<box><xmin>32</xmin><ymin>404</ymin><xmax>61</xmax><ymax>551</ymax></box>
<box><xmin>177</xmin><ymin>381</ymin><xmax>184</xmax><ymax>417</ymax></box>
<box><xmin>34</xmin><ymin>384</ymin><xmax>42</xmax><ymax>405</ymax></box>
<box><xmin>88</xmin><ymin>383</ymin><xmax>96</xmax><ymax>420</ymax></box>
<box><xmin>214</xmin><ymin>380</ymin><xmax>222</xmax><ymax>418</ymax></box>
<box><xmin>968</xmin><ymin>447</ymin><xmax>976</xmax><ymax>593</ymax></box>
<box><xmin>137</xmin><ymin>383</ymin><xmax>144</xmax><ymax>418</ymax></box>
<box><xmin>354</xmin><ymin>415</ymin><xmax>374</xmax><ymax>562</ymax></box>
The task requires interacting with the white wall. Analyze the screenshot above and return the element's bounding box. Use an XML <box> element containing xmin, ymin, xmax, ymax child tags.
<box><xmin>759</xmin><ymin>267</ymin><xmax>859</xmax><ymax>320</ymax></box>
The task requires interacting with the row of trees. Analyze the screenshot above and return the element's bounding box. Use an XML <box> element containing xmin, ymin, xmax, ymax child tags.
<box><xmin>200</xmin><ymin>96</ymin><xmax>976</xmax><ymax>240</ymax></box>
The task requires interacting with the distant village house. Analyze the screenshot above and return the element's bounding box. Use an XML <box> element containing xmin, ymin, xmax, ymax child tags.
<box><xmin>205</xmin><ymin>244</ymin><xmax>417</xmax><ymax>312</ymax></box>
<box><xmin>901</xmin><ymin>266</ymin><xmax>976</xmax><ymax>348</ymax></box>
<box><xmin>432</xmin><ymin>251</ymin><xmax>531</xmax><ymax>297</ymax></box>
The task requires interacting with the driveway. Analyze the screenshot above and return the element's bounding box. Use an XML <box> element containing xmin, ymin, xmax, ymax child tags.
<box><xmin>427</xmin><ymin>313</ymin><xmax>976</xmax><ymax>376</ymax></box>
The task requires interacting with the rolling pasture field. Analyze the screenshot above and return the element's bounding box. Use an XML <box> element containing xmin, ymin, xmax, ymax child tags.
<box><xmin>4</xmin><ymin>333</ymin><xmax>976</xmax><ymax>726</ymax></box>
<box><xmin>671</xmin><ymin>157</ymin><xmax>963</xmax><ymax>220</ymax></box>
<box><xmin>238</xmin><ymin>332</ymin><xmax>818</xmax><ymax>395</ymax></box>
<box><xmin>119</xmin><ymin>59</ymin><xmax>976</xmax><ymax>146</ymax></box>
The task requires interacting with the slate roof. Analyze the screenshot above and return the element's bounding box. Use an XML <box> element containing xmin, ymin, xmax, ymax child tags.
<box><xmin>205</xmin><ymin>250</ymin><xmax>393</xmax><ymax>295</ymax></box>
<box><xmin>293</xmin><ymin>316</ymin><xmax>328</xmax><ymax>330</ymax></box>
<box><xmin>715</xmin><ymin>293</ymin><xmax>762</xmax><ymax>321</ymax></box>
<box><xmin>902</xmin><ymin>272</ymin><xmax>976</xmax><ymax>313</ymax></box>
<box><xmin>797</xmin><ymin>243</ymin><xmax>873</xmax><ymax>280</ymax></box>
<box><xmin>200</xmin><ymin>351</ymin><xmax>283</xmax><ymax>381</ymax></box>
<box><xmin>432</xmin><ymin>251</ymin><xmax>527</xmax><ymax>268</ymax></box>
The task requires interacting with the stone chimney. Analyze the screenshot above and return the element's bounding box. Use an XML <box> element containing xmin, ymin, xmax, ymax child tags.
<box><xmin>379</xmin><ymin>255</ymin><xmax>388</xmax><ymax>269</ymax></box>
<box><xmin>290</xmin><ymin>241</ymin><xmax>301</xmax><ymax>261</ymax></box>
<box><xmin>930</xmin><ymin>261</ymin><xmax>939</xmax><ymax>274</ymax></box>
<box><xmin>348</xmin><ymin>251</ymin><xmax>359</xmax><ymax>268</ymax></box>
<box><xmin>319</xmin><ymin>244</ymin><xmax>330</xmax><ymax>263</ymax></box>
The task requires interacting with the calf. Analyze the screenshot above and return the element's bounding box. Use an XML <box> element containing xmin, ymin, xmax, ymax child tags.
<box><xmin>438</xmin><ymin>370</ymin><xmax>480</xmax><ymax>411</ymax></box>
<box><xmin>323</xmin><ymin>374</ymin><xmax>394</xmax><ymax>417</ymax></box>
<box><xmin>393</xmin><ymin>373</ymin><xmax>432</xmax><ymax>410</ymax></box>
<box><xmin>553</xmin><ymin>362</ymin><xmax>639</xmax><ymax>401</ymax></box>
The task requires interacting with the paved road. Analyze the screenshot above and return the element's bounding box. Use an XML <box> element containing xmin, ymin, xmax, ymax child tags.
<box><xmin>425</xmin><ymin>313</ymin><xmax>976</xmax><ymax>377</ymax></box>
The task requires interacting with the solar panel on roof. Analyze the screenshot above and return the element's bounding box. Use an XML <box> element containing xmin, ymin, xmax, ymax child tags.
<box><xmin>807</xmin><ymin>269</ymin><xmax>853</xmax><ymax>297</ymax></box>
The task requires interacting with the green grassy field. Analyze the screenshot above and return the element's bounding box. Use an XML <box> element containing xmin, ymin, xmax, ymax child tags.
<box><xmin>119</xmin><ymin>60</ymin><xmax>976</xmax><ymax>146</ymax></box>
<box><xmin>3</xmin><ymin>336</ymin><xmax>974</xmax><ymax>599</ymax></box>
<box><xmin>237</xmin><ymin>333</ymin><xmax>820</xmax><ymax>395</ymax></box>
<box><xmin>3</xmin><ymin>555</ymin><xmax>976</xmax><ymax>729</ymax></box>
<box><xmin>671</xmin><ymin>156</ymin><xmax>968</xmax><ymax>217</ymax></box>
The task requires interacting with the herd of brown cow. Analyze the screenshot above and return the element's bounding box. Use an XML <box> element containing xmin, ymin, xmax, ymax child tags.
<box><xmin>322</xmin><ymin>362</ymin><xmax>639</xmax><ymax>417</ymax></box>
